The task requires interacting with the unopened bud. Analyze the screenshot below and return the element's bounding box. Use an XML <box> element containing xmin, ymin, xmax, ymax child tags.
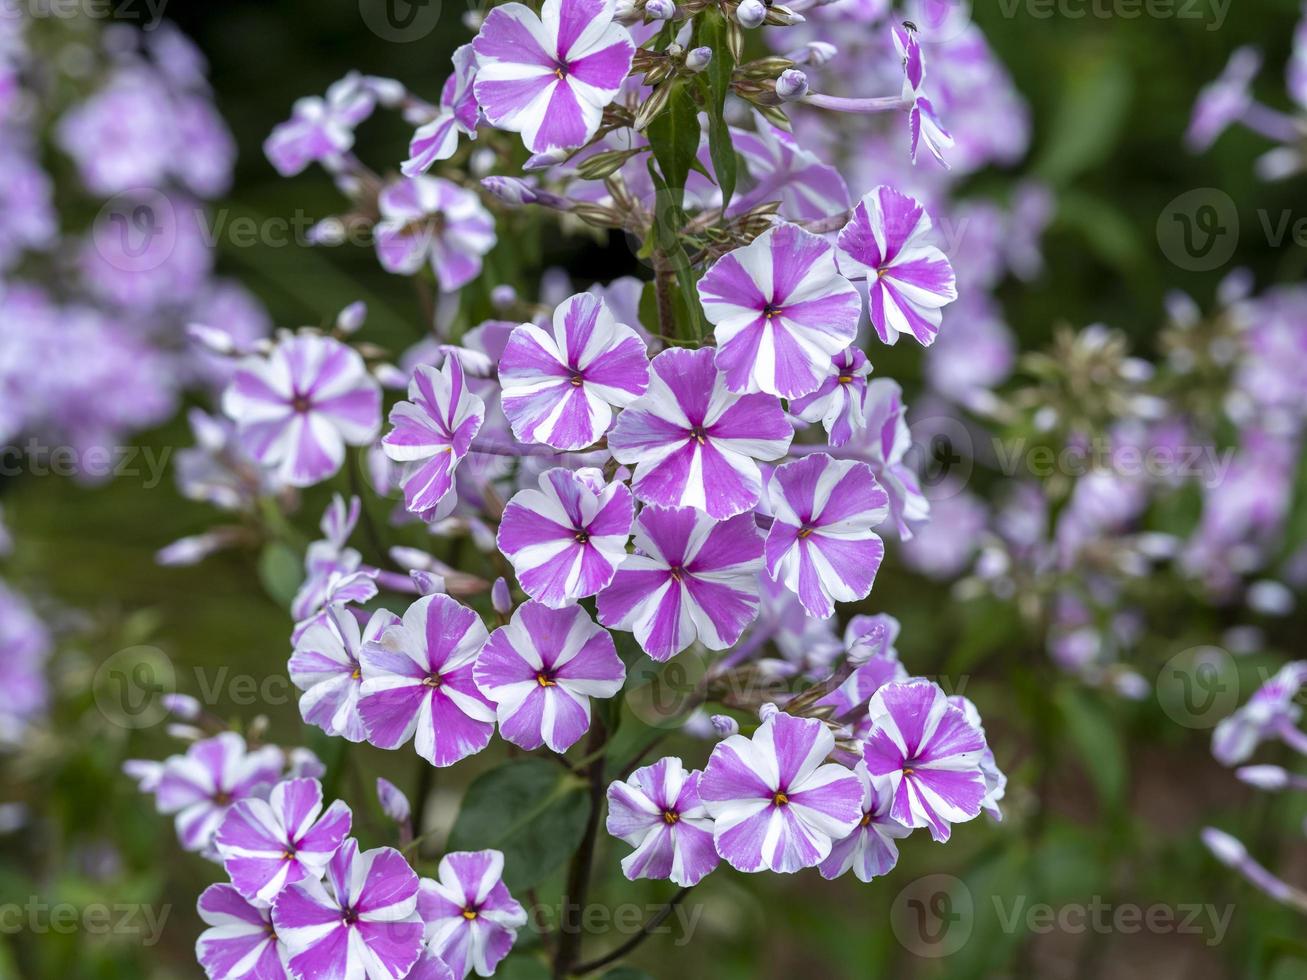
<box><xmin>776</xmin><ymin>69</ymin><xmax>809</xmax><ymax>101</ymax></box>
<box><xmin>490</xmin><ymin>285</ymin><xmax>518</xmax><ymax>310</ymax></box>
<box><xmin>336</xmin><ymin>301</ymin><xmax>367</xmax><ymax>334</ymax></box>
<box><xmin>735</xmin><ymin>0</ymin><xmax>766</xmax><ymax>28</ymax></box>
<box><xmin>492</xmin><ymin>577</ymin><xmax>513</xmax><ymax>615</ymax></box>
<box><xmin>481</xmin><ymin>176</ymin><xmax>540</xmax><ymax>206</ymax></box>
<box><xmin>645</xmin><ymin>0</ymin><xmax>675</xmax><ymax>19</ymax></box>
<box><xmin>162</xmin><ymin>694</ymin><xmax>202</xmax><ymax>720</ymax></box>
<box><xmin>685</xmin><ymin>47</ymin><xmax>713</xmax><ymax>72</ymax></box>
<box><xmin>710</xmin><ymin>714</ymin><xmax>739</xmax><ymax>737</ymax></box>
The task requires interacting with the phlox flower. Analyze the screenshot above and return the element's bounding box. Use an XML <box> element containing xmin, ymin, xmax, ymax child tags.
<box><xmin>382</xmin><ymin>359</ymin><xmax>485</xmax><ymax>519</ymax></box>
<box><xmin>417</xmin><ymin>850</ymin><xmax>528</xmax><ymax>979</ymax></box>
<box><xmin>764</xmin><ymin>454</ymin><xmax>889</xmax><ymax>620</ymax></box>
<box><xmin>836</xmin><ymin>185</ymin><xmax>957</xmax><ymax>347</ymax></box>
<box><xmin>272</xmin><ymin>840</ymin><xmax>424</xmax><ymax>980</ymax></box>
<box><xmin>403</xmin><ymin>44</ymin><xmax>480</xmax><ymax>177</ymax></box>
<box><xmin>607</xmin><ymin>346</ymin><xmax>793</xmax><ymax>520</ymax></box>
<box><xmin>155</xmin><ymin>732</ymin><xmax>285</xmax><ymax>854</ymax></box>
<box><xmin>596</xmin><ymin>505</ymin><xmax>763</xmax><ymax>662</ymax></box>
<box><xmin>894</xmin><ymin>26</ymin><xmax>953</xmax><ymax>167</ymax></box>
<box><xmin>951</xmin><ymin>694</ymin><xmax>1007</xmax><ymax>821</ymax></box>
<box><xmin>474</xmin><ymin>601</ymin><xmax>625</xmax><ymax>753</ymax></box>
<box><xmin>605</xmin><ymin>757</ymin><xmax>719</xmax><ymax>887</ymax></box>
<box><xmin>290</xmin><ymin>496</ymin><xmax>379</xmax><ymax>629</ymax></box>
<box><xmin>290</xmin><ymin>605</ymin><xmax>397</xmax><ymax>743</ymax></box>
<box><xmin>698</xmin><ymin>711</ymin><xmax>863</xmax><ymax>874</ymax></box>
<box><xmin>498</xmin><ymin>292</ymin><xmax>649</xmax><ymax>450</ymax></box>
<box><xmin>1187</xmin><ymin>46</ymin><xmax>1261</xmax><ymax>152</ymax></box>
<box><xmin>265</xmin><ymin>72</ymin><xmax>377</xmax><ymax>177</ymax></box>
<box><xmin>195</xmin><ymin>883</ymin><xmax>289</xmax><ymax>980</ymax></box>
<box><xmin>496</xmin><ymin>467</ymin><xmax>633</xmax><ymax>607</ymax></box>
<box><xmin>472</xmin><ymin>0</ymin><xmax>635</xmax><ymax>154</ymax></box>
<box><xmin>729</xmin><ymin>113</ymin><xmax>850</xmax><ymax>221</ymax></box>
<box><xmin>862</xmin><ymin>680</ymin><xmax>989</xmax><ymax>842</ymax></box>
<box><xmin>374</xmin><ymin>176</ymin><xmax>496</xmax><ymax>292</ymax></box>
<box><xmin>788</xmin><ymin>347</ymin><xmax>873</xmax><ymax>447</ymax></box>
<box><xmin>833</xmin><ymin>378</ymin><xmax>930</xmax><ymax>539</ymax></box>
<box><xmin>223</xmin><ymin>333</ymin><xmax>381</xmax><ymax>488</ymax></box>
<box><xmin>215</xmin><ymin>778</ymin><xmax>352</xmax><ymax>906</ymax></box>
<box><xmin>698</xmin><ymin>223</ymin><xmax>862</xmax><ymax>399</ymax></box>
<box><xmin>1213</xmin><ymin>662</ymin><xmax>1307</xmax><ymax>765</ymax></box>
<box><xmin>818</xmin><ymin>762</ymin><xmax>911</xmax><ymax>882</ymax></box>
<box><xmin>358</xmin><ymin>594</ymin><xmax>497</xmax><ymax>768</ymax></box>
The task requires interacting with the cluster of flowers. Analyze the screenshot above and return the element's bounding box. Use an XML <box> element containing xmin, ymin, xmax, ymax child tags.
<box><xmin>127</xmin><ymin>728</ymin><xmax>528</xmax><ymax>979</ymax></box>
<box><xmin>1204</xmin><ymin>662</ymin><xmax>1307</xmax><ymax>914</ymax></box>
<box><xmin>0</xmin><ymin>12</ymin><xmax>267</xmax><ymax>469</ymax></box>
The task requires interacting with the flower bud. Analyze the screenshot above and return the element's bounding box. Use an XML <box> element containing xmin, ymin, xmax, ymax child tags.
<box><xmin>162</xmin><ymin>694</ymin><xmax>202</xmax><ymax>721</ymax></box>
<box><xmin>481</xmin><ymin>176</ymin><xmax>539</xmax><ymax>206</ymax></box>
<box><xmin>786</xmin><ymin>41</ymin><xmax>837</xmax><ymax>66</ymax></box>
<box><xmin>492</xmin><ymin>577</ymin><xmax>513</xmax><ymax>615</ymax></box>
<box><xmin>335</xmin><ymin>300</ymin><xmax>367</xmax><ymax>334</ymax></box>
<box><xmin>1236</xmin><ymin>765</ymin><xmax>1289</xmax><ymax>791</ymax></box>
<box><xmin>376</xmin><ymin>777</ymin><xmax>413</xmax><ymax>823</ymax></box>
<box><xmin>491</xmin><ymin>285</ymin><xmax>518</xmax><ymax>310</ymax></box>
<box><xmin>685</xmin><ymin>47</ymin><xmax>713</xmax><ymax>72</ymax></box>
<box><xmin>645</xmin><ymin>0</ymin><xmax>675</xmax><ymax>19</ymax></box>
<box><xmin>776</xmin><ymin>68</ymin><xmax>809</xmax><ymax>101</ymax></box>
<box><xmin>710</xmin><ymin>714</ymin><xmax>739</xmax><ymax>737</ymax></box>
<box><xmin>736</xmin><ymin>0</ymin><xmax>766</xmax><ymax>28</ymax></box>
<box><xmin>758</xmin><ymin>702</ymin><xmax>779</xmax><ymax>721</ymax></box>
<box><xmin>410</xmin><ymin>570</ymin><xmax>447</xmax><ymax>595</ymax></box>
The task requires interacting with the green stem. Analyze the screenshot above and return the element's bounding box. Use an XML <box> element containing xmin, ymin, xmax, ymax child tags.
<box><xmin>571</xmin><ymin>886</ymin><xmax>695</xmax><ymax>975</ymax></box>
<box><xmin>552</xmin><ymin>718</ymin><xmax>609</xmax><ymax>979</ymax></box>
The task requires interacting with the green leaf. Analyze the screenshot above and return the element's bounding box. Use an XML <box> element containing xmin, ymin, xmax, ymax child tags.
<box><xmin>1054</xmin><ymin>684</ymin><xmax>1127</xmax><ymax>812</ymax></box>
<box><xmin>646</xmin><ymin>82</ymin><xmax>700</xmax><ymax>210</ymax></box>
<box><xmin>258</xmin><ymin>541</ymin><xmax>304</xmax><ymax>609</ymax></box>
<box><xmin>698</xmin><ymin>10</ymin><xmax>737</xmax><ymax>209</ymax></box>
<box><xmin>602</xmin><ymin>969</ymin><xmax>656</xmax><ymax>980</ymax></box>
<box><xmin>495</xmin><ymin>955</ymin><xmax>552</xmax><ymax>980</ymax></box>
<box><xmin>1032</xmin><ymin>55</ymin><xmax>1131</xmax><ymax>187</ymax></box>
<box><xmin>446</xmin><ymin>760</ymin><xmax>590</xmax><ymax>889</ymax></box>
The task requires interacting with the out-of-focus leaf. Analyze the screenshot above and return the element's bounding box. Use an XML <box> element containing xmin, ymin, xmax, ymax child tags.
<box><xmin>1033</xmin><ymin>56</ymin><xmax>1132</xmax><ymax>187</ymax></box>
<box><xmin>446</xmin><ymin>760</ymin><xmax>589</xmax><ymax>889</ymax></box>
<box><xmin>495</xmin><ymin>955</ymin><xmax>552</xmax><ymax>979</ymax></box>
<box><xmin>1057</xmin><ymin>190</ymin><xmax>1145</xmax><ymax>277</ymax></box>
<box><xmin>1055</xmin><ymin>683</ymin><xmax>1127</xmax><ymax>812</ymax></box>
<box><xmin>257</xmin><ymin>541</ymin><xmax>304</xmax><ymax>608</ymax></box>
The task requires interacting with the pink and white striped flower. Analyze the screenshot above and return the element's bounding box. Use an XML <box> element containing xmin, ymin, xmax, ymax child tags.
<box><xmin>155</xmin><ymin>733</ymin><xmax>285</xmax><ymax>854</ymax></box>
<box><xmin>289</xmin><ymin>605</ymin><xmax>397</xmax><ymax>743</ymax></box>
<box><xmin>498</xmin><ymin>292</ymin><xmax>649</xmax><ymax>450</ymax></box>
<box><xmin>472</xmin><ymin>0</ymin><xmax>635</xmax><ymax>154</ymax></box>
<box><xmin>596</xmin><ymin>506</ymin><xmax>763</xmax><ymax>662</ymax></box>
<box><xmin>606</xmin><ymin>757</ymin><xmax>720</xmax><ymax>887</ymax></box>
<box><xmin>402</xmin><ymin>44</ymin><xmax>479</xmax><ymax>177</ymax></box>
<box><xmin>418</xmin><ymin>850</ymin><xmax>528</xmax><ymax>980</ymax></box>
<box><xmin>834</xmin><ymin>378</ymin><xmax>930</xmax><ymax>539</ymax></box>
<box><xmin>895</xmin><ymin>26</ymin><xmax>953</xmax><ymax>167</ymax></box>
<box><xmin>358</xmin><ymin>594</ymin><xmax>497</xmax><ymax>768</ymax></box>
<box><xmin>223</xmin><ymin>333</ymin><xmax>381</xmax><ymax>488</ymax></box>
<box><xmin>474</xmin><ymin>601</ymin><xmax>625</xmax><ymax>753</ymax></box>
<box><xmin>214</xmin><ymin>778</ymin><xmax>352</xmax><ymax>906</ymax></box>
<box><xmin>195</xmin><ymin>883</ymin><xmax>289</xmax><ymax>980</ymax></box>
<box><xmin>272</xmin><ymin>840</ymin><xmax>424</xmax><ymax>980</ymax></box>
<box><xmin>862</xmin><ymin>680</ymin><xmax>989</xmax><ymax>842</ymax></box>
<box><xmin>836</xmin><ymin>185</ymin><xmax>957</xmax><ymax>347</ymax></box>
<box><xmin>382</xmin><ymin>359</ymin><xmax>485</xmax><ymax>519</ymax></box>
<box><xmin>788</xmin><ymin>347</ymin><xmax>873</xmax><ymax>448</ymax></box>
<box><xmin>817</xmin><ymin>762</ymin><xmax>911</xmax><ymax>882</ymax></box>
<box><xmin>729</xmin><ymin>114</ymin><xmax>850</xmax><ymax>221</ymax></box>
<box><xmin>698</xmin><ymin>223</ymin><xmax>862</xmax><ymax>399</ymax></box>
<box><xmin>607</xmin><ymin>346</ymin><xmax>793</xmax><ymax>520</ymax></box>
<box><xmin>698</xmin><ymin>711</ymin><xmax>863</xmax><ymax>874</ymax></box>
<box><xmin>496</xmin><ymin>468</ymin><xmax>633</xmax><ymax>607</ymax></box>
<box><xmin>764</xmin><ymin>454</ymin><xmax>889</xmax><ymax>620</ymax></box>
<box><xmin>374</xmin><ymin>176</ymin><xmax>496</xmax><ymax>292</ymax></box>
<box><xmin>264</xmin><ymin>72</ymin><xmax>376</xmax><ymax>177</ymax></box>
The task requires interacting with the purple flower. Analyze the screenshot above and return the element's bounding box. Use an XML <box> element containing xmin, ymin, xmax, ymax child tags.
<box><xmin>698</xmin><ymin>223</ymin><xmax>862</xmax><ymax>399</ymax></box>
<box><xmin>497</xmin><ymin>468</ymin><xmax>633</xmax><ymax>607</ymax></box>
<box><xmin>862</xmin><ymin>680</ymin><xmax>988</xmax><ymax>842</ymax></box>
<box><xmin>417</xmin><ymin>850</ymin><xmax>528</xmax><ymax>979</ymax></box>
<box><xmin>358</xmin><ymin>594</ymin><xmax>497</xmax><ymax>768</ymax></box>
<box><xmin>272</xmin><ymin>840</ymin><xmax>424</xmax><ymax>980</ymax></box>
<box><xmin>195</xmin><ymin>883</ymin><xmax>289</xmax><ymax>980</ymax></box>
<box><xmin>788</xmin><ymin>347</ymin><xmax>873</xmax><ymax>447</ymax></box>
<box><xmin>499</xmin><ymin>292</ymin><xmax>649</xmax><ymax>450</ymax></box>
<box><xmin>1212</xmin><ymin>663</ymin><xmax>1307</xmax><ymax>765</ymax></box>
<box><xmin>475</xmin><ymin>601</ymin><xmax>625</xmax><ymax>753</ymax></box>
<box><xmin>472</xmin><ymin>0</ymin><xmax>635</xmax><ymax>154</ymax></box>
<box><xmin>764</xmin><ymin>454</ymin><xmax>889</xmax><ymax>620</ymax></box>
<box><xmin>698</xmin><ymin>711</ymin><xmax>863</xmax><ymax>874</ymax></box>
<box><xmin>265</xmin><ymin>72</ymin><xmax>376</xmax><ymax>176</ymax></box>
<box><xmin>895</xmin><ymin>26</ymin><xmax>953</xmax><ymax>167</ymax></box>
<box><xmin>290</xmin><ymin>605</ymin><xmax>397</xmax><ymax>744</ymax></box>
<box><xmin>376</xmin><ymin>779</ymin><xmax>412</xmax><ymax>825</ymax></box>
<box><xmin>403</xmin><ymin>44</ymin><xmax>480</xmax><ymax>177</ymax></box>
<box><xmin>1187</xmin><ymin>47</ymin><xmax>1262</xmax><ymax>152</ymax></box>
<box><xmin>597</xmin><ymin>506</ymin><xmax>763</xmax><ymax>662</ymax></box>
<box><xmin>729</xmin><ymin>113</ymin><xmax>850</xmax><ymax>221</ymax></box>
<box><xmin>215</xmin><ymin>778</ymin><xmax>353</xmax><ymax>906</ymax></box>
<box><xmin>382</xmin><ymin>360</ymin><xmax>486</xmax><ymax>519</ymax></box>
<box><xmin>836</xmin><ymin>185</ymin><xmax>957</xmax><ymax>347</ymax></box>
<box><xmin>374</xmin><ymin>177</ymin><xmax>496</xmax><ymax>292</ymax></box>
<box><xmin>818</xmin><ymin>762</ymin><xmax>911</xmax><ymax>882</ymax></box>
<box><xmin>55</xmin><ymin>68</ymin><xmax>173</xmax><ymax>195</ymax></box>
<box><xmin>607</xmin><ymin>346</ymin><xmax>793</xmax><ymax>519</ymax></box>
<box><xmin>223</xmin><ymin>333</ymin><xmax>381</xmax><ymax>488</ymax></box>
<box><xmin>832</xmin><ymin>379</ymin><xmax>929</xmax><ymax>539</ymax></box>
<box><xmin>606</xmin><ymin>757</ymin><xmax>719</xmax><ymax>887</ymax></box>
<box><xmin>154</xmin><ymin>733</ymin><xmax>285</xmax><ymax>854</ymax></box>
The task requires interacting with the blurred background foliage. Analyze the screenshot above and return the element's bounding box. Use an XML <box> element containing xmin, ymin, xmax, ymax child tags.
<box><xmin>5</xmin><ymin>0</ymin><xmax>1307</xmax><ymax>978</ymax></box>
